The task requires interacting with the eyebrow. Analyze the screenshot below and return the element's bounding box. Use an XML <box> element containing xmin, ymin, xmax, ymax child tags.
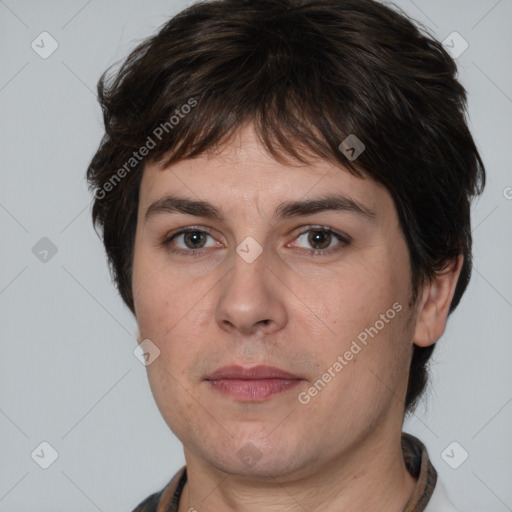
<box><xmin>144</xmin><ymin>194</ymin><xmax>377</xmax><ymax>223</ymax></box>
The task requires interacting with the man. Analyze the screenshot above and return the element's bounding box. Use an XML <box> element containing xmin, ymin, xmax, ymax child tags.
<box><xmin>87</xmin><ymin>0</ymin><xmax>485</xmax><ymax>510</ymax></box>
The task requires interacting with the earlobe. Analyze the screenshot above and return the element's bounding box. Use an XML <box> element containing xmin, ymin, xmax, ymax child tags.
<box><xmin>412</xmin><ymin>255</ymin><xmax>464</xmax><ymax>348</ymax></box>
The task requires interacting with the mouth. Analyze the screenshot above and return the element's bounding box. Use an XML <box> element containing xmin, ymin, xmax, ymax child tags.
<box><xmin>205</xmin><ymin>365</ymin><xmax>303</xmax><ymax>402</ymax></box>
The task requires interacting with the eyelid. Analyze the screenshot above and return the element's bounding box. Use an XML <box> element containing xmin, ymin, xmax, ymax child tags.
<box><xmin>288</xmin><ymin>225</ymin><xmax>351</xmax><ymax>254</ymax></box>
<box><xmin>162</xmin><ymin>224</ymin><xmax>212</xmax><ymax>236</ymax></box>
<box><xmin>160</xmin><ymin>225</ymin><xmax>220</xmax><ymax>247</ymax></box>
<box><xmin>293</xmin><ymin>225</ymin><xmax>351</xmax><ymax>243</ymax></box>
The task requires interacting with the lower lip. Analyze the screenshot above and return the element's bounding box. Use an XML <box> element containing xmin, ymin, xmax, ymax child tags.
<box><xmin>207</xmin><ymin>378</ymin><xmax>302</xmax><ymax>401</ymax></box>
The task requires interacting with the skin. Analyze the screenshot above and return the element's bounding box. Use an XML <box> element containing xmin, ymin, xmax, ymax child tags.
<box><xmin>132</xmin><ymin>124</ymin><xmax>463</xmax><ymax>512</ymax></box>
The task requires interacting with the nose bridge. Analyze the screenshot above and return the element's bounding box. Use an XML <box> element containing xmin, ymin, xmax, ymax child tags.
<box><xmin>228</xmin><ymin>228</ymin><xmax>268</xmax><ymax>281</ymax></box>
<box><xmin>228</xmin><ymin>243</ymin><xmax>272</xmax><ymax>306</ymax></box>
<box><xmin>215</xmin><ymin>242</ymin><xmax>287</xmax><ymax>334</ymax></box>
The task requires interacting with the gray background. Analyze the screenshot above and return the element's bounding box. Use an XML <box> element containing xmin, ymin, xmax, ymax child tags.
<box><xmin>0</xmin><ymin>0</ymin><xmax>511</xmax><ymax>510</ymax></box>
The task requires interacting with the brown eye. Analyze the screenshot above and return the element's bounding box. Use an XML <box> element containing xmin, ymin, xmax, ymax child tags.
<box><xmin>307</xmin><ymin>230</ymin><xmax>332</xmax><ymax>249</ymax></box>
<box><xmin>183</xmin><ymin>230</ymin><xmax>208</xmax><ymax>249</ymax></box>
<box><xmin>292</xmin><ymin>227</ymin><xmax>350</xmax><ymax>254</ymax></box>
<box><xmin>162</xmin><ymin>228</ymin><xmax>220</xmax><ymax>255</ymax></box>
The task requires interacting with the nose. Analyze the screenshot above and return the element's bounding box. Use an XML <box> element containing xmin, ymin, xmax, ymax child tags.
<box><xmin>215</xmin><ymin>249</ymin><xmax>287</xmax><ymax>337</ymax></box>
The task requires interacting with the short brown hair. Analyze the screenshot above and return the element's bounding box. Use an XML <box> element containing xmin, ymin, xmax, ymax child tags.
<box><xmin>87</xmin><ymin>0</ymin><xmax>485</xmax><ymax>414</ymax></box>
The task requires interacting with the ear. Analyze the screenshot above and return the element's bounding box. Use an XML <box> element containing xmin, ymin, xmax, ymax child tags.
<box><xmin>136</xmin><ymin>329</ymin><xmax>142</xmax><ymax>344</ymax></box>
<box><xmin>412</xmin><ymin>255</ymin><xmax>464</xmax><ymax>348</ymax></box>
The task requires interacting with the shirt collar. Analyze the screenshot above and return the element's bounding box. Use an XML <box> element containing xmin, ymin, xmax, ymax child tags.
<box><xmin>134</xmin><ymin>432</ymin><xmax>438</xmax><ymax>512</ymax></box>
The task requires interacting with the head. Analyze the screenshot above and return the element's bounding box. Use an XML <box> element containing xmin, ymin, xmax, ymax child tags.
<box><xmin>87</xmin><ymin>0</ymin><xmax>485</xmax><ymax>478</ymax></box>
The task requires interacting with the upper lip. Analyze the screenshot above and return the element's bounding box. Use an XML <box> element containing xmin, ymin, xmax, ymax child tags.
<box><xmin>206</xmin><ymin>365</ymin><xmax>301</xmax><ymax>380</ymax></box>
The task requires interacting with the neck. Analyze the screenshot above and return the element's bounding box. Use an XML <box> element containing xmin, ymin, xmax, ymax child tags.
<box><xmin>177</xmin><ymin>427</ymin><xmax>417</xmax><ymax>512</ymax></box>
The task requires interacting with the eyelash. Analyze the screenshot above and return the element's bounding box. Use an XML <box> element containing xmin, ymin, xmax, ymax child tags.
<box><xmin>160</xmin><ymin>225</ymin><xmax>351</xmax><ymax>257</ymax></box>
<box><xmin>288</xmin><ymin>226</ymin><xmax>350</xmax><ymax>256</ymax></box>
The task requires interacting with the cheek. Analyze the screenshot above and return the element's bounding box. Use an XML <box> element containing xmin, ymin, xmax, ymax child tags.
<box><xmin>133</xmin><ymin>243</ymin><xmax>186</xmax><ymax>334</ymax></box>
<box><xmin>300</xmin><ymin>255</ymin><xmax>413</xmax><ymax>396</ymax></box>
<box><xmin>133</xmin><ymin>259</ymin><xmax>214</xmax><ymax>382</ymax></box>
<box><xmin>304</xmin><ymin>264</ymin><xmax>396</xmax><ymax>341</ymax></box>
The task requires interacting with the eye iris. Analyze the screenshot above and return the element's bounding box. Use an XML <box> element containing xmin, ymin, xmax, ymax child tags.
<box><xmin>308</xmin><ymin>230</ymin><xmax>331</xmax><ymax>249</ymax></box>
<box><xmin>184</xmin><ymin>231</ymin><xmax>207</xmax><ymax>248</ymax></box>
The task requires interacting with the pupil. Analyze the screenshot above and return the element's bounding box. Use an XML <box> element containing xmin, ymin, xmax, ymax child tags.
<box><xmin>185</xmin><ymin>231</ymin><xmax>206</xmax><ymax>248</ymax></box>
<box><xmin>309</xmin><ymin>230</ymin><xmax>330</xmax><ymax>249</ymax></box>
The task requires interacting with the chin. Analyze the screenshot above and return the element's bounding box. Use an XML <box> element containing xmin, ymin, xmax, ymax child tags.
<box><xmin>199</xmin><ymin>438</ymin><xmax>314</xmax><ymax>481</ymax></box>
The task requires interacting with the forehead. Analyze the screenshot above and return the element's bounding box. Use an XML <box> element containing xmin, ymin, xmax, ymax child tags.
<box><xmin>139</xmin><ymin>124</ymin><xmax>394</xmax><ymax>221</ymax></box>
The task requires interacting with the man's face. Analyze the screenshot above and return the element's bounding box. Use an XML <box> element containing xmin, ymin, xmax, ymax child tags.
<box><xmin>132</xmin><ymin>125</ymin><xmax>418</xmax><ymax>480</ymax></box>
